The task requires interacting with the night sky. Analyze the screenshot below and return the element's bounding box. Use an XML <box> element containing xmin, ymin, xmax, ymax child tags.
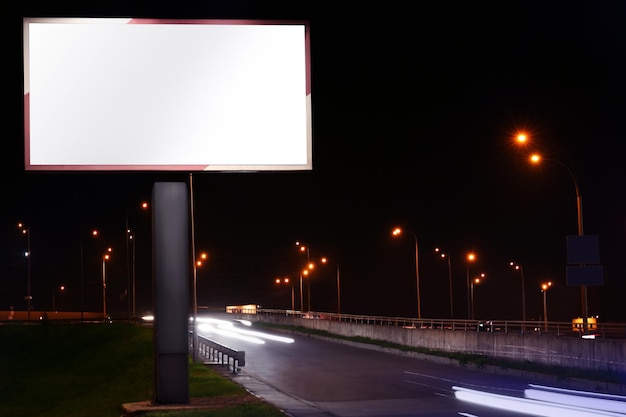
<box><xmin>2</xmin><ymin>1</ymin><xmax>625</xmax><ymax>323</ymax></box>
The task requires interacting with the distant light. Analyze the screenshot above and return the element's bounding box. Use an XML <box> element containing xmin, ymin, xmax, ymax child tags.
<box><xmin>530</xmin><ymin>153</ymin><xmax>541</xmax><ymax>163</ymax></box>
<box><xmin>516</xmin><ymin>133</ymin><xmax>528</xmax><ymax>143</ymax></box>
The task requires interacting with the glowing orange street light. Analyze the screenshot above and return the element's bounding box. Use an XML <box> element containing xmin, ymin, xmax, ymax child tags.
<box><xmin>126</xmin><ymin>201</ymin><xmax>150</xmax><ymax>322</ymax></box>
<box><xmin>541</xmin><ymin>281</ymin><xmax>553</xmax><ymax>332</ymax></box>
<box><xmin>302</xmin><ymin>264</ymin><xmax>315</xmax><ymax>312</ymax></box>
<box><xmin>516</xmin><ymin>132</ymin><xmax>528</xmax><ymax>144</ymax></box>
<box><xmin>102</xmin><ymin>250</ymin><xmax>112</xmax><ymax>319</ymax></box>
<box><xmin>530</xmin><ymin>153</ymin><xmax>541</xmax><ymax>163</ymax></box>
<box><xmin>392</xmin><ymin>227</ymin><xmax>421</xmax><ymax>319</ymax></box>
<box><xmin>470</xmin><ymin>273</ymin><xmax>485</xmax><ymax>320</ymax></box>
<box><xmin>17</xmin><ymin>222</ymin><xmax>32</xmax><ymax>321</ymax></box>
<box><xmin>466</xmin><ymin>252</ymin><xmax>476</xmax><ymax>319</ymax></box>
<box><xmin>295</xmin><ymin>241</ymin><xmax>312</xmax><ymax>312</ymax></box>
<box><xmin>295</xmin><ymin>241</ymin><xmax>310</xmax><ymax>261</ymax></box>
<box><xmin>275</xmin><ymin>277</ymin><xmax>294</xmax><ymax>310</ymax></box>
<box><xmin>196</xmin><ymin>252</ymin><xmax>208</xmax><ymax>267</ymax></box>
<box><xmin>516</xmin><ymin>133</ymin><xmax>588</xmax><ymax>331</ymax></box>
<box><xmin>509</xmin><ymin>261</ymin><xmax>527</xmax><ymax>328</ymax></box>
<box><xmin>434</xmin><ymin>248</ymin><xmax>454</xmax><ymax>319</ymax></box>
<box><xmin>52</xmin><ymin>285</ymin><xmax>66</xmax><ymax>315</ymax></box>
<box><xmin>320</xmin><ymin>257</ymin><xmax>342</xmax><ymax>314</ymax></box>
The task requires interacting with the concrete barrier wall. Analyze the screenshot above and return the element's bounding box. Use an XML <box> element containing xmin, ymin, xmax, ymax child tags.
<box><xmin>247</xmin><ymin>314</ymin><xmax>626</xmax><ymax>375</ymax></box>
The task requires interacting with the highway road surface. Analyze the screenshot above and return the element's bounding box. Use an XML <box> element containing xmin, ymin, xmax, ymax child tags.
<box><xmin>195</xmin><ymin>315</ymin><xmax>626</xmax><ymax>417</ymax></box>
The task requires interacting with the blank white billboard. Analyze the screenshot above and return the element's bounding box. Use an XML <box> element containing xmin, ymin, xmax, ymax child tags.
<box><xmin>23</xmin><ymin>18</ymin><xmax>312</xmax><ymax>171</ymax></box>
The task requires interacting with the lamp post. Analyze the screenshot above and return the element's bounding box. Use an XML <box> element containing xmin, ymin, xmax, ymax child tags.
<box><xmin>392</xmin><ymin>227</ymin><xmax>421</xmax><ymax>319</ymax></box>
<box><xmin>320</xmin><ymin>257</ymin><xmax>341</xmax><ymax>314</ymax></box>
<box><xmin>470</xmin><ymin>273</ymin><xmax>485</xmax><ymax>320</ymax></box>
<box><xmin>102</xmin><ymin>249</ymin><xmax>112</xmax><ymax>319</ymax></box>
<box><xmin>295</xmin><ymin>241</ymin><xmax>312</xmax><ymax>312</ymax></box>
<box><xmin>531</xmin><ymin>152</ymin><xmax>588</xmax><ymax>329</ymax></box>
<box><xmin>302</xmin><ymin>269</ymin><xmax>310</xmax><ymax>312</ymax></box>
<box><xmin>434</xmin><ymin>248</ymin><xmax>454</xmax><ymax>319</ymax></box>
<box><xmin>299</xmin><ymin>272</ymin><xmax>304</xmax><ymax>312</ymax></box>
<box><xmin>126</xmin><ymin>201</ymin><xmax>149</xmax><ymax>322</ymax></box>
<box><xmin>52</xmin><ymin>285</ymin><xmax>65</xmax><ymax>316</ymax></box>
<box><xmin>80</xmin><ymin>229</ymin><xmax>99</xmax><ymax>322</ymax></box>
<box><xmin>302</xmin><ymin>263</ymin><xmax>315</xmax><ymax>312</ymax></box>
<box><xmin>516</xmin><ymin>133</ymin><xmax>588</xmax><ymax>332</ymax></box>
<box><xmin>509</xmin><ymin>261</ymin><xmax>526</xmax><ymax>330</ymax></box>
<box><xmin>17</xmin><ymin>223</ymin><xmax>32</xmax><ymax>321</ymax></box>
<box><xmin>541</xmin><ymin>281</ymin><xmax>553</xmax><ymax>332</ymax></box>
<box><xmin>465</xmin><ymin>252</ymin><xmax>476</xmax><ymax>319</ymax></box>
<box><xmin>194</xmin><ymin>251</ymin><xmax>208</xmax><ymax>340</ymax></box>
<box><xmin>296</xmin><ymin>241</ymin><xmax>310</xmax><ymax>262</ymax></box>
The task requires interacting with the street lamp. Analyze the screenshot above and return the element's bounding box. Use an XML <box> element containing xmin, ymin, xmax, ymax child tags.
<box><xmin>102</xmin><ymin>248</ymin><xmax>112</xmax><ymax>319</ymax></box>
<box><xmin>392</xmin><ymin>227</ymin><xmax>421</xmax><ymax>319</ymax></box>
<box><xmin>541</xmin><ymin>281</ymin><xmax>553</xmax><ymax>332</ymax></box>
<box><xmin>434</xmin><ymin>248</ymin><xmax>454</xmax><ymax>319</ymax></box>
<box><xmin>196</xmin><ymin>252</ymin><xmax>208</xmax><ymax>268</ymax></box>
<box><xmin>17</xmin><ymin>223</ymin><xmax>32</xmax><ymax>321</ymax></box>
<box><xmin>126</xmin><ymin>201</ymin><xmax>149</xmax><ymax>322</ymax></box>
<box><xmin>516</xmin><ymin>133</ymin><xmax>589</xmax><ymax>332</ymax></box>
<box><xmin>465</xmin><ymin>252</ymin><xmax>476</xmax><ymax>319</ymax></box>
<box><xmin>470</xmin><ymin>273</ymin><xmax>485</xmax><ymax>320</ymax></box>
<box><xmin>509</xmin><ymin>261</ymin><xmax>527</xmax><ymax>328</ymax></box>
<box><xmin>303</xmin><ymin>263</ymin><xmax>315</xmax><ymax>312</ymax></box>
<box><xmin>295</xmin><ymin>241</ymin><xmax>310</xmax><ymax>262</ymax></box>
<box><xmin>80</xmin><ymin>229</ymin><xmax>99</xmax><ymax>322</ymax></box>
<box><xmin>320</xmin><ymin>257</ymin><xmax>341</xmax><ymax>314</ymax></box>
<box><xmin>295</xmin><ymin>241</ymin><xmax>311</xmax><ymax>312</ymax></box>
<box><xmin>530</xmin><ymin>152</ymin><xmax>588</xmax><ymax>323</ymax></box>
<box><xmin>275</xmin><ymin>277</ymin><xmax>294</xmax><ymax>310</ymax></box>
<box><xmin>52</xmin><ymin>285</ymin><xmax>65</xmax><ymax>316</ymax></box>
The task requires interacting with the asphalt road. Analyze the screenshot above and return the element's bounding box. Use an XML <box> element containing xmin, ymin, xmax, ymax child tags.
<box><xmin>195</xmin><ymin>315</ymin><xmax>602</xmax><ymax>417</ymax></box>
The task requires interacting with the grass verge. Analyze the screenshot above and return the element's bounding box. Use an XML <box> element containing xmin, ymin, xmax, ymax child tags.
<box><xmin>0</xmin><ymin>322</ymin><xmax>285</xmax><ymax>417</ymax></box>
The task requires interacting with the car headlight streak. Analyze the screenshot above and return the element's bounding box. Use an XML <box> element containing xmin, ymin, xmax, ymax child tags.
<box><xmin>453</xmin><ymin>385</ymin><xmax>626</xmax><ymax>417</ymax></box>
<box><xmin>195</xmin><ymin>317</ymin><xmax>295</xmax><ymax>344</ymax></box>
<box><xmin>524</xmin><ymin>385</ymin><xmax>626</xmax><ymax>414</ymax></box>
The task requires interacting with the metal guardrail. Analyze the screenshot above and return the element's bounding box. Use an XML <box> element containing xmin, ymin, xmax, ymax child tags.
<box><xmin>256</xmin><ymin>308</ymin><xmax>626</xmax><ymax>339</ymax></box>
<box><xmin>190</xmin><ymin>332</ymin><xmax>245</xmax><ymax>373</ymax></box>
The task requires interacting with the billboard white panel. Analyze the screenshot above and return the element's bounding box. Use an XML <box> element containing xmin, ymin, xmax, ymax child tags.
<box><xmin>23</xmin><ymin>18</ymin><xmax>312</xmax><ymax>171</ymax></box>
